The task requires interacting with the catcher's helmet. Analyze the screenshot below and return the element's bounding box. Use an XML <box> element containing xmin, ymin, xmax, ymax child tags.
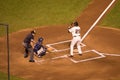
<box><xmin>38</xmin><ymin>37</ymin><xmax>43</xmax><ymax>42</ymax></box>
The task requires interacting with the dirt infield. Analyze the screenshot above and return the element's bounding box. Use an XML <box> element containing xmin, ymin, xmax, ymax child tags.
<box><xmin>0</xmin><ymin>0</ymin><xmax>120</xmax><ymax>80</ymax></box>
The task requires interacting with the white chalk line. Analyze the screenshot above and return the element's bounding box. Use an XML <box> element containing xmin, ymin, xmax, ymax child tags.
<box><xmin>46</xmin><ymin>40</ymin><xmax>71</xmax><ymax>46</ymax></box>
<box><xmin>52</xmin><ymin>43</ymin><xmax>86</xmax><ymax>53</ymax></box>
<box><xmin>52</xmin><ymin>55</ymin><xmax>68</xmax><ymax>60</ymax></box>
<box><xmin>46</xmin><ymin>40</ymin><xmax>86</xmax><ymax>47</ymax></box>
<box><xmin>69</xmin><ymin>56</ymin><xmax>105</xmax><ymax>63</ymax></box>
<box><xmin>35</xmin><ymin>0</ymin><xmax>117</xmax><ymax>64</ymax></box>
<box><xmin>44</xmin><ymin>38</ymin><xmax>119</xmax><ymax>64</ymax></box>
<box><xmin>45</xmin><ymin>0</ymin><xmax>116</xmax><ymax>53</ymax></box>
<box><xmin>51</xmin><ymin>50</ymin><xmax>93</xmax><ymax>60</ymax></box>
<box><xmin>35</xmin><ymin>59</ymin><xmax>45</xmax><ymax>64</ymax></box>
<box><xmin>46</xmin><ymin>40</ymin><xmax>86</xmax><ymax>53</ymax></box>
<box><xmin>35</xmin><ymin>40</ymin><xmax>87</xmax><ymax>64</ymax></box>
<box><xmin>69</xmin><ymin>50</ymin><xmax>106</xmax><ymax>63</ymax></box>
<box><xmin>102</xmin><ymin>53</ymin><xmax>120</xmax><ymax>56</ymax></box>
<box><xmin>35</xmin><ymin>49</ymin><xmax>106</xmax><ymax>64</ymax></box>
<box><xmin>81</xmin><ymin>0</ymin><xmax>116</xmax><ymax>41</ymax></box>
<box><xmin>35</xmin><ymin>48</ymin><xmax>120</xmax><ymax>64</ymax></box>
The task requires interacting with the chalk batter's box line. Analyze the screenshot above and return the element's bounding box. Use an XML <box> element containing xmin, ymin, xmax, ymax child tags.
<box><xmin>69</xmin><ymin>50</ymin><xmax>106</xmax><ymax>63</ymax></box>
<box><xmin>51</xmin><ymin>49</ymin><xmax>93</xmax><ymax>60</ymax></box>
<box><xmin>46</xmin><ymin>40</ymin><xmax>86</xmax><ymax>52</ymax></box>
<box><xmin>51</xmin><ymin>51</ymin><xmax>120</xmax><ymax>60</ymax></box>
<box><xmin>34</xmin><ymin>50</ymin><xmax>92</xmax><ymax>64</ymax></box>
<box><xmin>35</xmin><ymin>50</ymin><xmax>94</xmax><ymax>64</ymax></box>
<box><xmin>45</xmin><ymin>40</ymin><xmax>106</xmax><ymax>63</ymax></box>
<box><xmin>35</xmin><ymin>59</ymin><xmax>45</xmax><ymax>65</ymax></box>
<box><xmin>69</xmin><ymin>51</ymin><xmax>120</xmax><ymax>63</ymax></box>
<box><xmin>35</xmin><ymin>49</ymin><xmax>106</xmax><ymax>64</ymax></box>
<box><xmin>34</xmin><ymin>0</ymin><xmax>117</xmax><ymax>64</ymax></box>
<box><xmin>35</xmin><ymin>49</ymin><xmax>120</xmax><ymax>64</ymax></box>
<box><xmin>51</xmin><ymin>49</ymin><xmax>106</xmax><ymax>63</ymax></box>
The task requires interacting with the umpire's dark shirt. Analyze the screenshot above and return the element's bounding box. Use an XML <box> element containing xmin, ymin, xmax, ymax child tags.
<box><xmin>24</xmin><ymin>33</ymin><xmax>34</xmax><ymax>44</ymax></box>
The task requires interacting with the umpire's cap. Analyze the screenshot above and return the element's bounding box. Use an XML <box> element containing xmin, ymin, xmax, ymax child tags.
<box><xmin>31</xmin><ymin>30</ymin><xmax>36</xmax><ymax>34</ymax></box>
<box><xmin>38</xmin><ymin>37</ymin><xmax>43</xmax><ymax>42</ymax></box>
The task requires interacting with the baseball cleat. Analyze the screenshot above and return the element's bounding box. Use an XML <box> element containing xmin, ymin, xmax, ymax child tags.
<box><xmin>68</xmin><ymin>55</ymin><xmax>74</xmax><ymax>57</ymax></box>
<box><xmin>38</xmin><ymin>55</ymin><xmax>42</xmax><ymax>58</ymax></box>
<box><xmin>24</xmin><ymin>55</ymin><xmax>28</xmax><ymax>58</ymax></box>
<box><xmin>78</xmin><ymin>54</ymin><xmax>82</xmax><ymax>56</ymax></box>
<box><xmin>29</xmin><ymin>60</ymin><xmax>35</xmax><ymax>62</ymax></box>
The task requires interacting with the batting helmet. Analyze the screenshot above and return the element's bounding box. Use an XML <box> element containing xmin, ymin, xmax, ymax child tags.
<box><xmin>74</xmin><ymin>21</ymin><xmax>78</xmax><ymax>26</ymax></box>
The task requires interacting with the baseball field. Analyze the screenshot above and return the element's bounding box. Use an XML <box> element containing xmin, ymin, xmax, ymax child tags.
<box><xmin>0</xmin><ymin>0</ymin><xmax>120</xmax><ymax>80</ymax></box>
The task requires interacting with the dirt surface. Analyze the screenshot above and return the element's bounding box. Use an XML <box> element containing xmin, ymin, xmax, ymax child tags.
<box><xmin>0</xmin><ymin>0</ymin><xmax>120</xmax><ymax>80</ymax></box>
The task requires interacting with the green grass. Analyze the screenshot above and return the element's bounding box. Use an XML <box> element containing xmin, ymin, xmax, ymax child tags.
<box><xmin>0</xmin><ymin>0</ymin><xmax>91</xmax><ymax>36</ymax></box>
<box><xmin>100</xmin><ymin>0</ymin><xmax>120</xmax><ymax>29</ymax></box>
<box><xmin>0</xmin><ymin>0</ymin><xmax>120</xmax><ymax>36</ymax></box>
<box><xmin>0</xmin><ymin>71</ymin><xmax>26</xmax><ymax>80</ymax></box>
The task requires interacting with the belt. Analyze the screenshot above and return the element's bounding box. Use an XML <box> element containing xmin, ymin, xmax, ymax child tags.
<box><xmin>73</xmin><ymin>35</ymin><xmax>80</xmax><ymax>37</ymax></box>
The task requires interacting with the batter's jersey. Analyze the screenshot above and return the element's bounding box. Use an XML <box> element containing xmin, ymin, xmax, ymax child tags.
<box><xmin>69</xmin><ymin>26</ymin><xmax>80</xmax><ymax>37</ymax></box>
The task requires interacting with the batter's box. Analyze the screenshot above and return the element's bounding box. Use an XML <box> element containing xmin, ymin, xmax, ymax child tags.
<box><xmin>69</xmin><ymin>50</ymin><xmax>105</xmax><ymax>63</ymax></box>
<box><xmin>46</xmin><ymin>40</ymin><xmax>86</xmax><ymax>52</ymax></box>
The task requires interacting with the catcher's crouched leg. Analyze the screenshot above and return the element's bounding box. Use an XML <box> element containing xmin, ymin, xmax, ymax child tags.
<box><xmin>37</xmin><ymin>47</ymin><xmax>47</xmax><ymax>58</ymax></box>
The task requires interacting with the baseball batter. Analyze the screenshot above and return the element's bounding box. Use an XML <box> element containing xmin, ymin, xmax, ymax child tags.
<box><xmin>68</xmin><ymin>21</ymin><xmax>82</xmax><ymax>57</ymax></box>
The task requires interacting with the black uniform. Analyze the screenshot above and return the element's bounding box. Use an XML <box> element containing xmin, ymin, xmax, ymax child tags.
<box><xmin>23</xmin><ymin>32</ymin><xmax>35</xmax><ymax>62</ymax></box>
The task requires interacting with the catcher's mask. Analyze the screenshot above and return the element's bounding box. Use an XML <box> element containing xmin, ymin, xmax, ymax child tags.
<box><xmin>38</xmin><ymin>37</ymin><xmax>43</xmax><ymax>42</ymax></box>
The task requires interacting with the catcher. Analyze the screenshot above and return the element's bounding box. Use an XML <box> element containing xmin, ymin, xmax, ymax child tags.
<box><xmin>33</xmin><ymin>37</ymin><xmax>47</xmax><ymax>58</ymax></box>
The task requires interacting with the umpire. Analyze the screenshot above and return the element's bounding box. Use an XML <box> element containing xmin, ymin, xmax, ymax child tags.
<box><xmin>23</xmin><ymin>30</ymin><xmax>36</xmax><ymax>62</ymax></box>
